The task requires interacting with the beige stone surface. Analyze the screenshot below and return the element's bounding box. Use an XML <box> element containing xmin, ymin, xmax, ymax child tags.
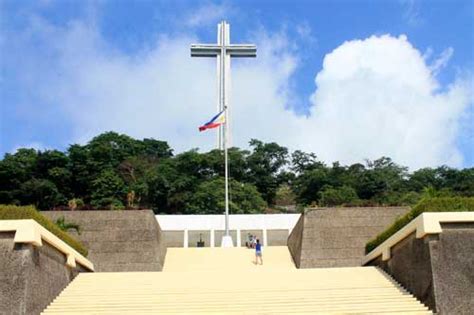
<box><xmin>163</xmin><ymin>246</ymin><xmax>295</xmax><ymax>272</ymax></box>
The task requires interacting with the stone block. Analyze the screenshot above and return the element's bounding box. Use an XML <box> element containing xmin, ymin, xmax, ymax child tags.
<box><xmin>42</xmin><ymin>210</ymin><xmax>166</xmax><ymax>272</ymax></box>
<box><xmin>367</xmin><ymin>224</ymin><xmax>474</xmax><ymax>314</ymax></box>
<box><xmin>288</xmin><ymin>207</ymin><xmax>409</xmax><ymax>268</ymax></box>
<box><xmin>0</xmin><ymin>232</ymin><xmax>88</xmax><ymax>315</ymax></box>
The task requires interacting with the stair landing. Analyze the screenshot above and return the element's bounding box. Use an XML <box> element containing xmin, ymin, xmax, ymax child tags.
<box><xmin>163</xmin><ymin>246</ymin><xmax>295</xmax><ymax>272</ymax></box>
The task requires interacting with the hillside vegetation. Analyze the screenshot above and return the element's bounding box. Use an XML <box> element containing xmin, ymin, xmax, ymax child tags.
<box><xmin>1</xmin><ymin>132</ymin><xmax>473</xmax><ymax>213</ymax></box>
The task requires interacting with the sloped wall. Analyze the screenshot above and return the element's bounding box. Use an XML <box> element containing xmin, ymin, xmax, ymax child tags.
<box><xmin>0</xmin><ymin>233</ymin><xmax>88</xmax><ymax>315</ymax></box>
<box><xmin>367</xmin><ymin>223</ymin><xmax>474</xmax><ymax>314</ymax></box>
<box><xmin>288</xmin><ymin>207</ymin><xmax>409</xmax><ymax>268</ymax></box>
<box><xmin>287</xmin><ymin>214</ymin><xmax>304</xmax><ymax>267</ymax></box>
<box><xmin>44</xmin><ymin>210</ymin><xmax>166</xmax><ymax>272</ymax></box>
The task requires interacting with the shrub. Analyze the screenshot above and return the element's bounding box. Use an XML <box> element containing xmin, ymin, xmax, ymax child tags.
<box><xmin>55</xmin><ymin>216</ymin><xmax>81</xmax><ymax>234</ymax></box>
<box><xmin>0</xmin><ymin>204</ymin><xmax>88</xmax><ymax>257</ymax></box>
<box><xmin>365</xmin><ymin>197</ymin><xmax>474</xmax><ymax>253</ymax></box>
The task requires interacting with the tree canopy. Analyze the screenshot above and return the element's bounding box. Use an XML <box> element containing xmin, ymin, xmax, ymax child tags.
<box><xmin>1</xmin><ymin>131</ymin><xmax>473</xmax><ymax>213</ymax></box>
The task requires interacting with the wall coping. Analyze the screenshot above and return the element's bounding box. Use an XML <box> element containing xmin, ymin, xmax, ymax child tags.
<box><xmin>362</xmin><ymin>212</ymin><xmax>474</xmax><ymax>265</ymax></box>
<box><xmin>156</xmin><ymin>214</ymin><xmax>300</xmax><ymax>231</ymax></box>
<box><xmin>0</xmin><ymin>219</ymin><xmax>94</xmax><ymax>271</ymax></box>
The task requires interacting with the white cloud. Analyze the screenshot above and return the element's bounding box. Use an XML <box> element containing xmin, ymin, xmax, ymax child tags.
<box><xmin>401</xmin><ymin>0</ymin><xmax>424</xmax><ymax>26</ymax></box>
<box><xmin>4</xmin><ymin>17</ymin><xmax>473</xmax><ymax>169</ymax></box>
<box><xmin>305</xmin><ymin>35</ymin><xmax>470</xmax><ymax>168</ymax></box>
<box><xmin>429</xmin><ymin>47</ymin><xmax>454</xmax><ymax>76</ymax></box>
<box><xmin>186</xmin><ymin>3</ymin><xmax>231</xmax><ymax>27</ymax></box>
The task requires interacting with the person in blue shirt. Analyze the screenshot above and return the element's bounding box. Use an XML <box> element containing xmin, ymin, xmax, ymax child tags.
<box><xmin>255</xmin><ymin>239</ymin><xmax>263</xmax><ymax>265</ymax></box>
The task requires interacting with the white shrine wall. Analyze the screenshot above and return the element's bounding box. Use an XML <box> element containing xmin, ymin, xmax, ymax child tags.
<box><xmin>155</xmin><ymin>214</ymin><xmax>300</xmax><ymax>248</ymax></box>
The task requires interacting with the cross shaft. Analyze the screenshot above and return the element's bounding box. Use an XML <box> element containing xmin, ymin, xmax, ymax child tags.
<box><xmin>190</xmin><ymin>21</ymin><xmax>256</xmax><ymax>246</ymax></box>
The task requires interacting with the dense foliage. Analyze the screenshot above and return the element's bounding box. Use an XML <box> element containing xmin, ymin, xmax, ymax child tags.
<box><xmin>0</xmin><ymin>205</ymin><xmax>88</xmax><ymax>256</ymax></box>
<box><xmin>0</xmin><ymin>132</ymin><xmax>473</xmax><ymax>213</ymax></box>
<box><xmin>365</xmin><ymin>197</ymin><xmax>474</xmax><ymax>253</ymax></box>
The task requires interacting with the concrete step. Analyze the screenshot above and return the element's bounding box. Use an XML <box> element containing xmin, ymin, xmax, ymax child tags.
<box><xmin>42</xmin><ymin>247</ymin><xmax>432</xmax><ymax>314</ymax></box>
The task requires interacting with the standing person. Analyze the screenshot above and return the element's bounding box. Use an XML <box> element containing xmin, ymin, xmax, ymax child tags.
<box><xmin>251</xmin><ymin>235</ymin><xmax>257</xmax><ymax>249</ymax></box>
<box><xmin>246</xmin><ymin>233</ymin><xmax>253</xmax><ymax>248</ymax></box>
<box><xmin>255</xmin><ymin>239</ymin><xmax>263</xmax><ymax>265</ymax></box>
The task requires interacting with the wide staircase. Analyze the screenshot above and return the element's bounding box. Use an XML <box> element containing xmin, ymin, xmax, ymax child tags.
<box><xmin>42</xmin><ymin>247</ymin><xmax>431</xmax><ymax>314</ymax></box>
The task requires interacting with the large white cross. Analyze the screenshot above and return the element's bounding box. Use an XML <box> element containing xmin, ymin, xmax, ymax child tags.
<box><xmin>191</xmin><ymin>21</ymin><xmax>256</xmax><ymax>247</ymax></box>
<box><xmin>191</xmin><ymin>20</ymin><xmax>256</xmax><ymax>150</ymax></box>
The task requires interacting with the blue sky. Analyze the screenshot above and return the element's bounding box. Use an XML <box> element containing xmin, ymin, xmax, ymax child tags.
<box><xmin>1</xmin><ymin>0</ymin><xmax>473</xmax><ymax>169</ymax></box>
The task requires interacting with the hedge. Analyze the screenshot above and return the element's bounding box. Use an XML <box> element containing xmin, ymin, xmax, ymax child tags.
<box><xmin>365</xmin><ymin>197</ymin><xmax>474</xmax><ymax>253</ymax></box>
<box><xmin>0</xmin><ymin>205</ymin><xmax>88</xmax><ymax>257</ymax></box>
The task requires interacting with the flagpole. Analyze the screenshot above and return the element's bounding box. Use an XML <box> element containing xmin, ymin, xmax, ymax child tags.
<box><xmin>224</xmin><ymin>107</ymin><xmax>230</xmax><ymax>237</ymax></box>
<box><xmin>221</xmin><ymin>21</ymin><xmax>231</xmax><ymax>243</ymax></box>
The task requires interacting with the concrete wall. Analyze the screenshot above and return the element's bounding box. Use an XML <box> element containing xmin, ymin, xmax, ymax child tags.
<box><xmin>43</xmin><ymin>210</ymin><xmax>166</xmax><ymax>272</ymax></box>
<box><xmin>162</xmin><ymin>231</ymin><xmax>184</xmax><ymax>247</ymax></box>
<box><xmin>367</xmin><ymin>223</ymin><xmax>474</xmax><ymax>314</ymax></box>
<box><xmin>266</xmin><ymin>229</ymin><xmax>290</xmax><ymax>246</ymax></box>
<box><xmin>288</xmin><ymin>207</ymin><xmax>409</xmax><ymax>268</ymax></box>
<box><xmin>0</xmin><ymin>232</ymin><xmax>88</xmax><ymax>315</ymax></box>
<box><xmin>287</xmin><ymin>214</ymin><xmax>304</xmax><ymax>267</ymax></box>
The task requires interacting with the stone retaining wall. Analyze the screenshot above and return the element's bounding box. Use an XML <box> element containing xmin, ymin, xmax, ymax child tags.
<box><xmin>0</xmin><ymin>232</ymin><xmax>88</xmax><ymax>315</ymax></box>
<box><xmin>43</xmin><ymin>210</ymin><xmax>166</xmax><ymax>272</ymax></box>
<box><xmin>366</xmin><ymin>223</ymin><xmax>474</xmax><ymax>314</ymax></box>
<box><xmin>288</xmin><ymin>207</ymin><xmax>409</xmax><ymax>268</ymax></box>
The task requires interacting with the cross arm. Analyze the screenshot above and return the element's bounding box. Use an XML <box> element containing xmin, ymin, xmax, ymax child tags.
<box><xmin>191</xmin><ymin>44</ymin><xmax>221</xmax><ymax>57</ymax></box>
<box><xmin>191</xmin><ymin>44</ymin><xmax>257</xmax><ymax>57</ymax></box>
<box><xmin>227</xmin><ymin>44</ymin><xmax>257</xmax><ymax>57</ymax></box>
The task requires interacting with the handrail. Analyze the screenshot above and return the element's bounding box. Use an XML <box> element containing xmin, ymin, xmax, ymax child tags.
<box><xmin>0</xmin><ymin>219</ymin><xmax>94</xmax><ymax>271</ymax></box>
<box><xmin>362</xmin><ymin>212</ymin><xmax>474</xmax><ymax>265</ymax></box>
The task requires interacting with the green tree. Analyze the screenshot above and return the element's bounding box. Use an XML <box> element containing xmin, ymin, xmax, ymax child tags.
<box><xmin>319</xmin><ymin>185</ymin><xmax>359</xmax><ymax>206</ymax></box>
<box><xmin>292</xmin><ymin>165</ymin><xmax>330</xmax><ymax>205</ymax></box>
<box><xmin>291</xmin><ymin>150</ymin><xmax>319</xmax><ymax>173</ymax></box>
<box><xmin>88</xmin><ymin>132</ymin><xmax>143</xmax><ymax>171</ymax></box>
<box><xmin>0</xmin><ymin>149</ymin><xmax>38</xmax><ymax>204</ymax></box>
<box><xmin>274</xmin><ymin>184</ymin><xmax>296</xmax><ymax>206</ymax></box>
<box><xmin>140</xmin><ymin>138</ymin><xmax>173</xmax><ymax>160</ymax></box>
<box><xmin>91</xmin><ymin>169</ymin><xmax>126</xmax><ymax>209</ymax></box>
<box><xmin>247</xmin><ymin>139</ymin><xmax>288</xmax><ymax>205</ymax></box>
<box><xmin>118</xmin><ymin>156</ymin><xmax>154</xmax><ymax>207</ymax></box>
<box><xmin>36</xmin><ymin>150</ymin><xmax>73</xmax><ymax>200</ymax></box>
<box><xmin>20</xmin><ymin>178</ymin><xmax>64</xmax><ymax>209</ymax></box>
<box><xmin>186</xmin><ymin>177</ymin><xmax>266</xmax><ymax>214</ymax></box>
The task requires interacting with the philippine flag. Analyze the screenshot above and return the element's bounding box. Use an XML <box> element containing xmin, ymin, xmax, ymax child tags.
<box><xmin>199</xmin><ymin>110</ymin><xmax>226</xmax><ymax>132</ymax></box>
